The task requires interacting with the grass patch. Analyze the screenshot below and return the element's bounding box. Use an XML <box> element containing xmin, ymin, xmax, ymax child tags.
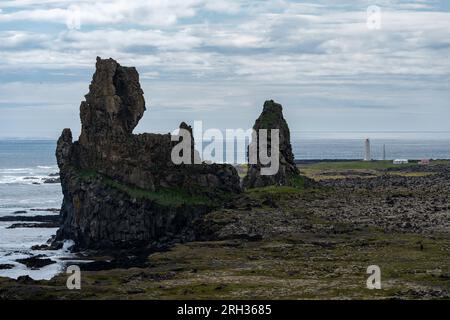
<box><xmin>388</xmin><ymin>172</ymin><xmax>435</xmax><ymax>178</ymax></box>
<box><xmin>289</xmin><ymin>175</ymin><xmax>308</xmax><ymax>188</ymax></box>
<box><xmin>103</xmin><ymin>179</ymin><xmax>211</xmax><ymax>207</ymax></box>
<box><xmin>299</xmin><ymin>160</ymin><xmax>417</xmax><ymax>171</ymax></box>
<box><xmin>245</xmin><ymin>174</ymin><xmax>317</xmax><ymax>197</ymax></box>
<box><xmin>76</xmin><ymin>169</ymin><xmax>211</xmax><ymax>207</ymax></box>
<box><xmin>245</xmin><ymin>185</ymin><xmax>302</xmax><ymax>195</ymax></box>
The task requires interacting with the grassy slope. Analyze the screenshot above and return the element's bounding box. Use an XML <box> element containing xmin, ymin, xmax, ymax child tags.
<box><xmin>77</xmin><ymin>170</ymin><xmax>212</xmax><ymax>207</ymax></box>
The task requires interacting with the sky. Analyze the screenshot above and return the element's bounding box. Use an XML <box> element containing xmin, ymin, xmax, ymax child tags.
<box><xmin>0</xmin><ymin>0</ymin><xmax>449</xmax><ymax>139</ymax></box>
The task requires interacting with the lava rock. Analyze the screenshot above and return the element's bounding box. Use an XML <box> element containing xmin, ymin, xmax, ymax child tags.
<box><xmin>7</xmin><ymin>222</ymin><xmax>59</xmax><ymax>229</ymax></box>
<box><xmin>16</xmin><ymin>255</ymin><xmax>56</xmax><ymax>270</ymax></box>
<box><xmin>54</xmin><ymin>57</ymin><xmax>242</xmax><ymax>250</ymax></box>
<box><xmin>43</xmin><ymin>177</ymin><xmax>61</xmax><ymax>184</ymax></box>
<box><xmin>243</xmin><ymin>100</ymin><xmax>300</xmax><ymax>188</ymax></box>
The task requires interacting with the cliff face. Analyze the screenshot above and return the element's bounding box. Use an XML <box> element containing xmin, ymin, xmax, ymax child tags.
<box><xmin>55</xmin><ymin>57</ymin><xmax>240</xmax><ymax>249</ymax></box>
<box><xmin>243</xmin><ymin>100</ymin><xmax>299</xmax><ymax>188</ymax></box>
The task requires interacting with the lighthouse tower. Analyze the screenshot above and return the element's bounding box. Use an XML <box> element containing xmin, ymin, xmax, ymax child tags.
<box><xmin>364</xmin><ymin>138</ymin><xmax>371</xmax><ymax>161</ymax></box>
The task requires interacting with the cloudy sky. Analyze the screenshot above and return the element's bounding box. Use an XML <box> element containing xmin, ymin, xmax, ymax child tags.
<box><xmin>0</xmin><ymin>0</ymin><xmax>449</xmax><ymax>139</ymax></box>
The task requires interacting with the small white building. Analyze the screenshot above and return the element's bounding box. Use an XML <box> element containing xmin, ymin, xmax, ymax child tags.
<box><xmin>393</xmin><ymin>159</ymin><xmax>409</xmax><ymax>165</ymax></box>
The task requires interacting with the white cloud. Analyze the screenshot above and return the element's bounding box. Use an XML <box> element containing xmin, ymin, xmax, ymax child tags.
<box><xmin>0</xmin><ymin>0</ymin><xmax>450</xmax><ymax>136</ymax></box>
<box><xmin>0</xmin><ymin>0</ymin><xmax>203</xmax><ymax>26</ymax></box>
<box><xmin>0</xmin><ymin>31</ymin><xmax>50</xmax><ymax>49</ymax></box>
<box><xmin>1</xmin><ymin>5</ymin><xmax>449</xmax><ymax>81</ymax></box>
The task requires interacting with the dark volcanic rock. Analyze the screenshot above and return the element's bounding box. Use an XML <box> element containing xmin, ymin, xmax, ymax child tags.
<box><xmin>243</xmin><ymin>100</ymin><xmax>299</xmax><ymax>188</ymax></box>
<box><xmin>16</xmin><ymin>255</ymin><xmax>56</xmax><ymax>270</ymax></box>
<box><xmin>0</xmin><ymin>264</ymin><xmax>14</xmax><ymax>270</ymax></box>
<box><xmin>54</xmin><ymin>57</ymin><xmax>241</xmax><ymax>250</ymax></box>
<box><xmin>43</xmin><ymin>177</ymin><xmax>61</xmax><ymax>184</ymax></box>
<box><xmin>12</xmin><ymin>211</ymin><xmax>27</xmax><ymax>214</ymax></box>
<box><xmin>7</xmin><ymin>222</ymin><xmax>59</xmax><ymax>229</ymax></box>
<box><xmin>0</xmin><ymin>215</ymin><xmax>59</xmax><ymax>223</ymax></box>
<box><xmin>31</xmin><ymin>208</ymin><xmax>60</xmax><ymax>213</ymax></box>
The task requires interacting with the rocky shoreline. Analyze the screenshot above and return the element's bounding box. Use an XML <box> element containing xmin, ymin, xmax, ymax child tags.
<box><xmin>0</xmin><ymin>57</ymin><xmax>448</xmax><ymax>299</ymax></box>
<box><xmin>0</xmin><ymin>160</ymin><xmax>449</xmax><ymax>299</ymax></box>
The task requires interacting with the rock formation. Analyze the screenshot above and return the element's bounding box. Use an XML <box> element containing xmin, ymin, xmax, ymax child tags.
<box><xmin>55</xmin><ymin>57</ymin><xmax>240</xmax><ymax>249</ymax></box>
<box><xmin>243</xmin><ymin>100</ymin><xmax>299</xmax><ymax>188</ymax></box>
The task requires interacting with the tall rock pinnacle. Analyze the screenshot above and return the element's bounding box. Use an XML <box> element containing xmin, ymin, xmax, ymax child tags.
<box><xmin>79</xmin><ymin>57</ymin><xmax>145</xmax><ymax>142</ymax></box>
<box><xmin>243</xmin><ymin>100</ymin><xmax>299</xmax><ymax>188</ymax></box>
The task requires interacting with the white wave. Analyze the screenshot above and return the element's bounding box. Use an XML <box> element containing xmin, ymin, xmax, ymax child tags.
<box><xmin>37</xmin><ymin>166</ymin><xmax>55</xmax><ymax>169</ymax></box>
<box><xmin>0</xmin><ymin>168</ymin><xmax>33</xmax><ymax>172</ymax></box>
<box><xmin>0</xmin><ymin>165</ymin><xmax>57</xmax><ymax>174</ymax></box>
<box><xmin>0</xmin><ymin>175</ymin><xmax>47</xmax><ymax>185</ymax></box>
<box><xmin>0</xmin><ymin>222</ymin><xmax>76</xmax><ymax>281</ymax></box>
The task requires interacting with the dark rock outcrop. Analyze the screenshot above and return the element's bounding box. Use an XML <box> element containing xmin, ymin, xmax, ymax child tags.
<box><xmin>55</xmin><ymin>57</ymin><xmax>241</xmax><ymax>249</ymax></box>
<box><xmin>16</xmin><ymin>255</ymin><xmax>56</xmax><ymax>270</ymax></box>
<box><xmin>0</xmin><ymin>215</ymin><xmax>59</xmax><ymax>223</ymax></box>
<box><xmin>243</xmin><ymin>100</ymin><xmax>299</xmax><ymax>188</ymax></box>
<box><xmin>43</xmin><ymin>177</ymin><xmax>60</xmax><ymax>184</ymax></box>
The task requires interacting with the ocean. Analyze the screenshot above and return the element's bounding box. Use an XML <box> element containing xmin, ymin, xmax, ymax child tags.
<box><xmin>0</xmin><ymin>140</ymin><xmax>73</xmax><ymax>280</ymax></box>
<box><xmin>0</xmin><ymin>134</ymin><xmax>449</xmax><ymax>280</ymax></box>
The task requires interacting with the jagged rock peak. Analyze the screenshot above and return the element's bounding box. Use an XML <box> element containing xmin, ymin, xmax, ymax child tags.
<box><xmin>263</xmin><ymin>99</ymin><xmax>283</xmax><ymax>114</ymax></box>
<box><xmin>54</xmin><ymin>57</ymin><xmax>242</xmax><ymax>249</ymax></box>
<box><xmin>255</xmin><ymin>100</ymin><xmax>285</xmax><ymax>129</ymax></box>
<box><xmin>80</xmin><ymin>57</ymin><xmax>146</xmax><ymax>140</ymax></box>
<box><xmin>243</xmin><ymin>99</ymin><xmax>299</xmax><ymax>188</ymax></box>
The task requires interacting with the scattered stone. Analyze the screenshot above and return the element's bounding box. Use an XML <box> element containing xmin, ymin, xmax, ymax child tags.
<box><xmin>31</xmin><ymin>242</ymin><xmax>63</xmax><ymax>251</ymax></box>
<box><xmin>0</xmin><ymin>264</ymin><xmax>14</xmax><ymax>270</ymax></box>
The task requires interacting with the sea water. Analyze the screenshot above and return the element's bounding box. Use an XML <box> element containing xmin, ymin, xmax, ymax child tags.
<box><xmin>0</xmin><ymin>140</ymin><xmax>73</xmax><ymax>280</ymax></box>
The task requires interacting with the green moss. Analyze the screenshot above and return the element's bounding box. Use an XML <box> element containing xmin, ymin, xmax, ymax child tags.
<box><xmin>76</xmin><ymin>169</ymin><xmax>211</xmax><ymax>207</ymax></box>
<box><xmin>104</xmin><ymin>178</ymin><xmax>211</xmax><ymax>207</ymax></box>
<box><xmin>76</xmin><ymin>169</ymin><xmax>98</xmax><ymax>180</ymax></box>
<box><xmin>289</xmin><ymin>175</ymin><xmax>308</xmax><ymax>188</ymax></box>
<box><xmin>300</xmin><ymin>160</ymin><xmax>417</xmax><ymax>171</ymax></box>
<box><xmin>244</xmin><ymin>174</ymin><xmax>315</xmax><ymax>197</ymax></box>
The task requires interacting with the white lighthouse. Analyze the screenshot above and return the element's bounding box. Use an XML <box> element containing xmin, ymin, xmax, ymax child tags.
<box><xmin>364</xmin><ymin>138</ymin><xmax>371</xmax><ymax>161</ymax></box>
